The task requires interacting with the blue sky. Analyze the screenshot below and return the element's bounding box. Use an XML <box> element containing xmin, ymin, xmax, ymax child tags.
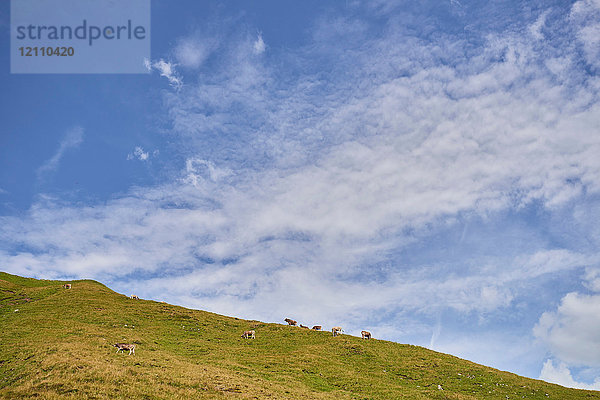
<box><xmin>1</xmin><ymin>0</ymin><xmax>600</xmax><ymax>389</ymax></box>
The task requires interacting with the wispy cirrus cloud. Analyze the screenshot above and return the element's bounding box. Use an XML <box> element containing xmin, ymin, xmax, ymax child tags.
<box><xmin>36</xmin><ymin>126</ymin><xmax>84</xmax><ymax>180</ymax></box>
<box><xmin>174</xmin><ymin>34</ymin><xmax>219</xmax><ymax>69</ymax></box>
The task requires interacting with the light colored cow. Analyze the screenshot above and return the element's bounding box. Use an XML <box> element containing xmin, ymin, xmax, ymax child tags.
<box><xmin>312</xmin><ymin>325</ymin><xmax>322</xmax><ymax>331</ymax></box>
<box><xmin>361</xmin><ymin>330</ymin><xmax>372</xmax><ymax>339</ymax></box>
<box><xmin>113</xmin><ymin>343</ymin><xmax>135</xmax><ymax>355</ymax></box>
<box><xmin>284</xmin><ymin>318</ymin><xmax>297</xmax><ymax>326</ymax></box>
<box><xmin>241</xmin><ymin>330</ymin><xmax>255</xmax><ymax>339</ymax></box>
<box><xmin>63</xmin><ymin>284</ymin><xmax>71</xmax><ymax>289</ymax></box>
<box><xmin>332</xmin><ymin>326</ymin><xmax>343</xmax><ymax>336</ymax></box>
<box><xmin>130</xmin><ymin>295</ymin><xmax>140</xmax><ymax>300</ymax></box>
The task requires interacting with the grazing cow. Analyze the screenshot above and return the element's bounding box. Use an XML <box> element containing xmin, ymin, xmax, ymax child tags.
<box><xmin>361</xmin><ymin>330</ymin><xmax>372</xmax><ymax>339</ymax></box>
<box><xmin>241</xmin><ymin>330</ymin><xmax>255</xmax><ymax>339</ymax></box>
<box><xmin>284</xmin><ymin>318</ymin><xmax>297</xmax><ymax>326</ymax></box>
<box><xmin>63</xmin><ymin>284</ymin><xmax>71</xmax><ymax>289</ymax></box>
<box><xmin>300</xmin><ymin>324</ymin><xmax>309</xmax><ymax>329</ymax></box>
<box><xmin>332</xmin><ymin>326</ymin><xmax>343</xmax><ymax>337</ymax></box>
<box><xmin>130</xmin><ymin>295</ymin><xmax>140</xmax><ymax>300</ymax></box>
<box><xmin>312</xmin><ymin>325</ymin><xmax>322</xmax><ymax>331</ymax></box>
<box><xmin>113</xmin><ymin>343</ymin><xmax>135</xmax><ymax>355</ymax></box>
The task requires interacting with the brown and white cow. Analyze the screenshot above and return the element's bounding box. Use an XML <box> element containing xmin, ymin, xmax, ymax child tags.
<box><xmin>312</xmin><ymin>325</ymin><xmax>322</xmax><ymax>331</ymax></box>
<box><xmin>361</xmin><ymin>330</ymin><xmax>372</xmax><ymax>339</ymax></box>
<box><xmin>113</xmin><ymin>343</ymin><xmax>135</xmax><ymax>355</ymax></box>
<box><xmin>130</xmin><ymin>295</ymin><xmax>140</xmax><ymax>300</ymax></box>
<box><xmin>284</xmin><ymin>318</ymin><xmax>297</xmax><ymax>326</ymax></box>
<box><xmin>332</xmin><ymin>326</ymin><xmax>343</xmax><ymax>336</ymax></box>
<box><xmin>241</xmin><ymin>330</ymin><xmax>255</xmax><ymax>339</ymax></box>
<box><xmin>63</xmin><ymin>284</ymin><xmax>71</xmax><ymax>289</ymax></box>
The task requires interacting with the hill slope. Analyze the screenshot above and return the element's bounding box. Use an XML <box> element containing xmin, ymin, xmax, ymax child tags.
<box><xmin>0</xmin><ymin>272</ymin><xmax>597</xmax><ymax>400</ymax></box>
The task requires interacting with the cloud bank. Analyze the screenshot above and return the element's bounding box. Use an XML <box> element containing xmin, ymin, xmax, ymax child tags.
<box><xmin>540</xmin><ymin>360</ymin><xmax>600</xmax><ymax>390</ymax></box>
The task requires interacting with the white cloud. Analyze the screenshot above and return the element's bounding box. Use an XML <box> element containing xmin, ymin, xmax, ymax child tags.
<box><xmin>37</xmin><ymin>127</ymin><xmax>84</xmax><ymax>179</ymax></box>
<box><xmin>253</xmin><ymin>34</ymin><xmax>265</xmax><ymax>55</ymax></box>
<box><xmin>127</xmin><ymin>146</ymin><xmax>154</xmax><ymax>162</ymax></box>
<box><xmin>184</xmin><ymin>158</ymin><xmax>232</xmax><ymax>185</ymax></box>
<box><xmin>570</xmin><ymin>0</ymin><xmax>600</xmax><ymax>22</ymax></box>
<box><xmin>174</xmin><ymin>36</ymin><xmax>218</xmax><ymax>69</ymax></box>
<box><xmin>584</xmin><ymin>268</ymin><xmax>600</xmax><ymax>292</ymax></box>
<box><xmin>529</xmin><ymin>11</ymin><xmax>549</xmax><ymax>40</ymax></box>
<box><xmin>570</xmin><ymin>0</ymin><xmax>600</xmax><ymax>69</ymax></box>
<box><xmin>540</xmin><ymin>360</ymin><xmax>600</xmax><ymax>390</ymax></box>
<box><xmin>577</xmin><ymin>24</ymin><xmax>600</xmax><ymax>68</ymax></box>
<box><xmin>534</xmin><ymin>292</ymin><xmax>600</xmax><ymax>367</ymax></box>
<box><xmin>144</xmin><ymin>58</ymin><xmax>183</xmax><ymax>89</ymax></box>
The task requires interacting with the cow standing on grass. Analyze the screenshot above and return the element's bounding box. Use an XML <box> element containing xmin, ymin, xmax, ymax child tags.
<box><xmin>130</xmin><ymin>295</ymin><xmax>139</xmax><ymax>300</ymax></box>
<box><xmin>113</xmin><ymin>343</ymin><xmax>135</xmax><ymax>355</ymax></box>
<box><xmin>332</xmin><ymin>327</ymin><xmax>343</xmax><ymax>336</ymax></box>
<box><xmin>361</xmin><ymin>331</ymin><xmax>372</xmax><ymax>339</ymax></box>
<box><xmin>63</xmin><ymin>284</ymin><xmax>71</xmax><ymax>289</ymax></box>
<box><xmin>284</xmin><ymin>318</ymin><xmax>297</xmax><ymax>326</ymax></box>
<box><xmin>241</xmin><ymin>330</ymin><xmax>255</xmax><ymax>339</ymax></box>
<box><xmin>312</xmin><ymin>325</ymin><xmax>322</xmax><ymax>331</ymax></box>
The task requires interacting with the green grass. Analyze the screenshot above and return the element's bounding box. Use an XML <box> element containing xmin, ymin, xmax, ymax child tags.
<box><xmin>1</xmin><ymin>272</ymin><xmax>598</xmax><ymax>399</ymax></box>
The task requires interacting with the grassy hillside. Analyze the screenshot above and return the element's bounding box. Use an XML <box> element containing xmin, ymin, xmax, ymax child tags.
<box><xmin>1</xmin><ymin>272</ymin><xmax>598</xmax><ymax>399</ymax></box>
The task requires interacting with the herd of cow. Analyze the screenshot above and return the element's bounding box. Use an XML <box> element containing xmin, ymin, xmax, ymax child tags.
<box><xmin>60</xmin><ymin>285</ymin><xmax>374</xmax><ymax>355</ymax></box>
<box><xmin>241</xmin><ymin>318</ymin><xmax>372</xmax><ymax>340</ymax></box>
